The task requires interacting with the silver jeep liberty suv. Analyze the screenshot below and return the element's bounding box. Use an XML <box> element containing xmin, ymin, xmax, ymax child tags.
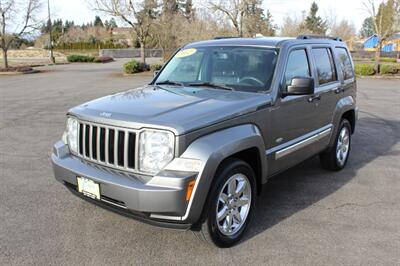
<box><xmin>52</xmin><ymin>35</ymin><xmax>357</xmax><ymax>247</ymax></box>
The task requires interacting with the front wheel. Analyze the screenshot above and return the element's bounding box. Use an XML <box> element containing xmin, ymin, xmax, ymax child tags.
<box><xmin>194</xmin><ymin>159</ymin><xmax>256</xmax><ymax>248</ymax></box>
<box><xmin>320</xmin><ymin>119</ymin><xmax>352</xmax><ymax>171</ymax></box>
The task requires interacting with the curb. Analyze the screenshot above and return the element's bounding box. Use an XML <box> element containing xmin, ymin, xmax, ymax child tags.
<box><xmin>0</xmin><ymin>70</ymin><xmax>41</xmax><ymax>75</ymax></box>
<box><xmin>357</xmin><ymin>75</ymin><xmax>400</xmax><ymax>79</ymax></box>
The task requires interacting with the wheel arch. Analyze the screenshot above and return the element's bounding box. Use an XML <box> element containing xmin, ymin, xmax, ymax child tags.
<box><xmin>341</xmin><ymin>109</ymin><xmax>356</xmax><ymax>134</ymax></box>
<box><xmin>223</xmin><ymin>147</ymin><xmax>263</xmax><ymax>195</ymax></box>
<box><xmin>179</xmin><ymin>124</ymin><xmax>267</xmax><ymax>224</ymax></box>
<box><xmin>329</xmin><ymin>96</ymin><xmax>357</xmax><ymax>148</ymax></box>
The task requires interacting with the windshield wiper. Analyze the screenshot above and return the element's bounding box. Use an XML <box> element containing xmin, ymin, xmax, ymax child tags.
<box><xmin>155</xmin><ymin>80</ymin><xmax>184</xmax><ymax>86</ymax></box>
<box><xmin>187</xmin><ymin>82</ymin><xmax>234</xmax><ymax>91</ymax></box>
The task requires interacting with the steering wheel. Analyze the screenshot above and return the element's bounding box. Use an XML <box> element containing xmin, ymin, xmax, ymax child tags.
<box><xmin>239</xmin><ymin>76</ymin><xmax>264</xmax><ymax>86</ymax></box>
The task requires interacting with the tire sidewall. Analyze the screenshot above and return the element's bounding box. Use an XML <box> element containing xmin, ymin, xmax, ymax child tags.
<box><xmin>206</xmin><ymin>159</ymin><xmax>257</xmax><ymax>247</ymax></box>
<box><xmin>334</xmin><ymin>119</ymin><xmax>352</xmax><ymax>169</ymax></box>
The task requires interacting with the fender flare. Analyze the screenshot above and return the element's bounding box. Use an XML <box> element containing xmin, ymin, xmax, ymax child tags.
<box><xmin>329</xmin><ymin>95</ymin><xmax>356</xmax><ymax>147</ymax></box>
<box><xmin>179</xmin><ymin>124</ymin><xmax>267</xmax><ymax>223</ymax></box>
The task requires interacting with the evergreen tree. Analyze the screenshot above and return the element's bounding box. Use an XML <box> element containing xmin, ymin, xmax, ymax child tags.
<box><xmin>94</xmin><ymin>16</ymin><xmax>104</xmax><ymax>27</ymax></box>
<box><xmin>244</xmin><ymin>0</ymin><xmax>276</xmax><ymax>37</ymax></box>
<box><xmin>304</xmin><ymin>2</ymin><xmax>327</xmax><ymax>35</ymax></box>
<box><xmin>109</xmin><ymin>18</ymin><xmax>118</xmax><ymax>28</ymax></box>
<box><xmin>64</xmin><ymin>20</ymin><xmax>75</xmax><ymax>32</ymax></box>
<box><xmin>360</xmin><ymin>17</ymin><xmax>375</xmax><ymax>38</ymax></box>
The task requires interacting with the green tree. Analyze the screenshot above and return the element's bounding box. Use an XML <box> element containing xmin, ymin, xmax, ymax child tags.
<box><xmin>108</xmin><ymin>18</ymin><xmax>118</xmax><ymax>28</ymax></box>
<box><xmin>304</xmin><ymin>2</ymin><xmax>327</xmax><ymax>35</ymax></box>
<box><xmin>40</xmin><ymin>19</ymin><xmax>66</xmax><ymax>45</ymax></box>
<box><xmin>94</xmin><ymin>15</ymin><xmax>104</xmax><ymax>27</ymax></box>
<box><xmin>360</xmin><ymin>17</ymin><xmax>375</xmax><ymax>37</ymax></box>
<box><xmin>363</xmin><ymin>0</ymin><xmax>396</xmax><ymax>72</ymax></box>
<box><xmin>64</xmin><ymin>20</ymin><xmax>75</xmax><ymax>31</ymax></box>
<box><xmin>244</xmin><ymin>0</ymin><xmax>275</xmax><ymax>36</ymax></box>
<box><xmin>209</xmin><ymin>0</ymin><xmax>275</xmax><ymax>37</ymax></box>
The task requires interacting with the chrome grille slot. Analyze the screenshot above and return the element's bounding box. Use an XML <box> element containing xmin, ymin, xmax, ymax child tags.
<box><xmin>117</xmin><ymin>131</ymin><xmax>125</xmax><ymax>166</ymax></box>
<box><xmin>79</xmin><ymin>123</ymin><xmax>84</xmax><ymax>155</ymax></box>
<box><xmin>127</xmin><ymin>132</ymin><xmax>135</xmax><ymax>168</ymax></box>
<box><xmin>76</xmin><ymin>121</ymin><xmax>137</xmax><ymax>172</ymax></box>
<box><xmin>99</xmin><ymin>127</ymin><xmax>106</xmax><ymax>162</ymax></box>
<box><xmin>92</xmin><ymin>126</ymin><xmax>97</xmax><ymax>160</ymax></box>
<box><xmin>84</xmin><ymin>124</ymin><xmax>90</xmax><ymax>157</ymax></box>
<box><xmin>108</xmin><ymin>129</ymin><xmax>115</xmax><ymax>164</ymax></box>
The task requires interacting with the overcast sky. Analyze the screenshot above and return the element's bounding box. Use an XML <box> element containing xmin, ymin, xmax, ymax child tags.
<box><xmin>47</xmin><ymin>0</ymin><xmax>370</xmax><ymax>32</ymax></box>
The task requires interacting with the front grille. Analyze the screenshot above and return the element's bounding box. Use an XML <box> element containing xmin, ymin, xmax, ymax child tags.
<box><xmin>77</xmin><ymin>121</ymin><xmax>137</xmax><ymax>172</ymax></box>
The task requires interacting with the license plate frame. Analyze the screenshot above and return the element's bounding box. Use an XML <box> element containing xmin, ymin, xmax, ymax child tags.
<box><xmin>76</xmin><ymin>177</ymin><xmax>100</xmax><ymax>200</ymax></box>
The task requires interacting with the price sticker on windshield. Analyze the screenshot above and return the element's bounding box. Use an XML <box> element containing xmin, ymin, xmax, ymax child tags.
<box><xmin>176</xmin><ymin>48</ymin><xmax>197</xmax><ymax>58</ymax></box>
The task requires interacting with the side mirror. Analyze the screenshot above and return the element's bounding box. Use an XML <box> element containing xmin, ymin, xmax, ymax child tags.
<box><xmin>282</xmin><ymin>77</ymin><xmax>314</xmax><ymax>97</ymax></box>
<box><xmin>153</xmin><ymin>70</ymin><xmax>159</xmax><ymax>77</ymax></box>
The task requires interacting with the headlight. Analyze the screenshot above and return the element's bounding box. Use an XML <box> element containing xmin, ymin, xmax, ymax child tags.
<box><xmin>139</xmin><ymin>130</ymin><xmax>174</xmax><ymax>174</ymax></box>
<box><xmin>66</xmin><ymin>117</ymin><xmax>79</xmax><ymax>153</ymax></box>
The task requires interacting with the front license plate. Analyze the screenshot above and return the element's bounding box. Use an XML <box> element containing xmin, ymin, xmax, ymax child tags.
<box><xmin>77</xmin><ymin>177</ymin><xmax>100</xmax><ymax>200</ymax></box>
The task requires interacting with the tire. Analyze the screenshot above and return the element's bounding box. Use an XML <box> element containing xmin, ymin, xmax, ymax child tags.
<box><xmin>320</xmin><ymin>119</ymin><xmax>352</xmax><ymax>171</ymax></box>
<box><xmin>193</xmin><ymin>158</ymin><xmax>257</xmax><ymax>248</ymax></box>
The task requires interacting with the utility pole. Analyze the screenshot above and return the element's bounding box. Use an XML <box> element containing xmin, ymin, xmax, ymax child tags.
<box><xmin>47</xmin><ymin>0</ymin><xmax>55</xmax><ymax>64</ymax></box>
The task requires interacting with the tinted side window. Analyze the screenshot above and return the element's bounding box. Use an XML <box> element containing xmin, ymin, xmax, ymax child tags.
<box><xmin>336</xmin><ymin>47</ymin><xmax>354</xmax><ymax>80</ymax></box>
<box><xmin>312</xmin><ymin>48</ymin><xmax>337</xmax><ymax>85</ymax></box>
<box><xmin>284</xmin><ymin>49</ymin><xmax>310</xmax><ymax>85</ymax></box>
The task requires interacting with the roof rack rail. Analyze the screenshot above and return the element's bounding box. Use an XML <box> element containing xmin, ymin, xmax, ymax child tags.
<box><xmin>213</xmin><ymin>36</ymin><xmax>238</xmax><ymax>40</ymax></box>
<box><xmin>297</xmin><ymin>35</ymin><xmax>343</xmax><ymax>42</ymax></box>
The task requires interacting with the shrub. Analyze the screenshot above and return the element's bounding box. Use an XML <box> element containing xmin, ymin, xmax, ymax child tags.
<box><xmin>93</xmin><ymin>56</ymin><xmax>114</xmax><ymax>63</ymax></box>
<box><xmin>67</xmin><ymin>54</ymin><xmax>95</xmax><ymax>62</ymax></box>
<box><xmin>380</xmin><ymin>64</ymin><xmax>400</xmax><ymax>74</ymax></box>
<box><xmin>150</xmin><ymin>63</ymin><xmax>163</xmax><ymax>72</ymax></box>
<box><xmin>380</xmin><ymin>57</ymin><xmax>397</xmax><ymax>63</ymax></box>
<box><xmin>354</xmin><ymin>64</ymin><xmax>375</xmax><ymax>76</ymax></box>
<box><xmin>123</xmin><ymin>60</ymin><xmax>149</xmax><ymax>74</ymax></box>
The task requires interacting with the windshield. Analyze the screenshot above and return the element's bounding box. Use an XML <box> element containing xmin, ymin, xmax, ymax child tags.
<box><xmin>155</xmin><ymin>46</ymin><xmax>278</xmax><ymax>93</ymax></box>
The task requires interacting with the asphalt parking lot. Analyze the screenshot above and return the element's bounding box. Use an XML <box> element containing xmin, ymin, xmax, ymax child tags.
<box><xmin>1</xmin><ymin>61</ymin><xmax>399</xmax><ymax>265</ymax></box>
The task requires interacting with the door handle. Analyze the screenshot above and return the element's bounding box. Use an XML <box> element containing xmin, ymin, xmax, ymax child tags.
<box><xmin>308</xmin><ymin>95</ymin><xmax>321</xmax><ymax>103</ymax></box>
<box><xmin>334</xmin><ymin>87</ymin><xmax>345</xmax><ymax>94</ymax></box>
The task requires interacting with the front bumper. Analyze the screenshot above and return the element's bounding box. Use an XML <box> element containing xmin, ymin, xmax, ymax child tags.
<box><xmin>51</xmin><ymin>141</ymin><xmax>198</xmax><ymax>229</ymax></box>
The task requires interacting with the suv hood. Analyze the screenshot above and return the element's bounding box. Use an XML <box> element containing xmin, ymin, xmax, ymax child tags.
<box><xmin>69</xmin><ymin>85</ymin><xmax>272</xmax><ymax>135</ymax></box>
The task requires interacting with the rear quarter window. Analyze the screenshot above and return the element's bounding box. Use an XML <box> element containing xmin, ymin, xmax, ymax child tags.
<box><xmin>312</xmin><ymin>48</ymin><xmax>337</xmax><ymax>85</ymax></box>
<box><xmin>335</xmin><ymin>47</ymin><xmax>354</xmax><ymax>80</ymax></box>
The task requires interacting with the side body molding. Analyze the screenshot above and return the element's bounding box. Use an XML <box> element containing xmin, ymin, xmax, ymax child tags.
<box><xmin>180</xmin><ymin>124</ymin><xmax>267</xmax><ymax>223</ymax></box>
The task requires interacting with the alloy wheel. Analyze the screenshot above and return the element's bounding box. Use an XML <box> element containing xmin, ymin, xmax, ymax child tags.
<box><xmin>216</xmin><ymin>173</ymin><xmax>252</xmax><ymax>236</ymax></box>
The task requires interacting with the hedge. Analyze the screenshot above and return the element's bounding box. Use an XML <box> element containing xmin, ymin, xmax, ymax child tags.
<box><xmin>379</xmin><ymin>57</ymin><xmax>397</xmax><ymax>63</ymax></box>
<box><xmin>54</xmin><ymin>42</ymin><xmax>128</xmax><ymax>50</ymax></box>
<box><xmin>67</xmin><ymin>54</ymin><xmax>95</xmax><ymax>62</ymax></box>
<box><xmin>123</xmin><ymin>60</ymin><xmax>149</xmax><ymax>74</ymax></box>
<box><xmin>354</xmin><ymin>64</ymin><xmax>375</xmax><ymax>76</ymax></box>
<box><xmin>380</xmin><ymin>64</ymin><xmax>400</xmax><ymax>74</ymax></box>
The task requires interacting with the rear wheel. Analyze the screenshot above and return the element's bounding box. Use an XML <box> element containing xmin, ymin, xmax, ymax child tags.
<box><xmin>320</xmin><ymin>119</ymin><xmax>351</xmax><ymax>171</ymax></box>
<box><xmin>194</xmin><ymin>159</ymin><xmax>256</xmax><ymax>248</ymax></box>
